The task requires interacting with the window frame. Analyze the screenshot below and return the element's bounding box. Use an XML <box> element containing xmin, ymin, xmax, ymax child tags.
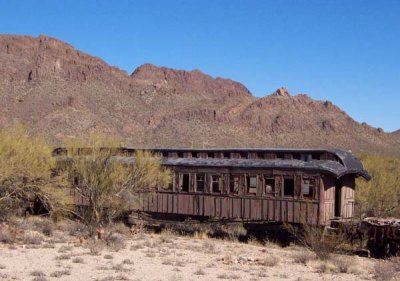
<box><xmin>180</xmin><ymin>173</ymin><xmax>190</xmax><ymax>193</ymax></box>
<box><xmin>302</xmin><ymin>176</ymin><xmax>316</xmax><ymax>199</ymax></box>
<box><xmin>283</xmin><ymin>176</ymin><xmax>295</xmax><ymax>197</ymax></box>
<box><xmin>211</xmin><ymin>175</ymin><xmax>222</xmax><ymax>194</ymax></box>
<box><xmin>229</xmin><ymin>175</ymin><xmax>240</xmax><ymax>195</ymax></box>
<box><xmin>264</xmin><ymin>176</ymin><xmax>275</xmax><ymax>196</ymax></box>
<box><xmin>195</xmin><ymin>173</ymin><xmax>205</xmax><ymax>193</ymax></box>
<box><xmin>246</xmin><ymin>175</ymin><xmax>257</xmax><ymax>195</ymax></box>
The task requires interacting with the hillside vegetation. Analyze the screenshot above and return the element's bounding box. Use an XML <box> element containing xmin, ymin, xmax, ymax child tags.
<box><xmin>356</xmin><ymin>154</ymin><xmax>400</xmax><ymax>218</ymax></box>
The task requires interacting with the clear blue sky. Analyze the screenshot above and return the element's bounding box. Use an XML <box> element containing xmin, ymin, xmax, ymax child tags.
<box><xmin>1</xmin><ymin>0</ymin><xmax>399</xmax><ymax>132</ymax></box>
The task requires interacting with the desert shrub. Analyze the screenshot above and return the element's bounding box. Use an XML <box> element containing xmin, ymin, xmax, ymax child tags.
<box><xmin>30</xmin><ymin>270</ymin><xmax>46</xmax><ymax>277</ymax></box>
<box><xmin>194</xmin><ymin>268</ymin><xmax>206</xmax><ymax>275</ymax></box>
<box><xmin>374</xmin><ymin>257</ymin><xmax>400</xmax><ymax>281</ymax></box>
<box><xmin>62</xmin><ymin>134</ymin><xmax>171</xmax><ymax>234</ymax></box>
<box><xmin>106</xmin><ymin>222</ymin><xmax>131</xmax><ymax>236</ymax></box>
<box><xmin>286</xmin><ymin>223</ymin><xmax>345</xmax><ymax>260</ymax></box>
<box><xmin>293</xmin><ymin>251</ymin><xmax>316</xmax><ymax>264</ymax></box>
<box><xmin>50</xmin><ymin>270</ymin><xmax>70</xmax><ymax>277</ymax></box>
<box><xmin>32</xmin><ymin>277</ymin><xmax>48</xmax><ymax>281</ymax></box>
<box><xmin>356</xmin><ymin>153</ymin><xmax>400</xmax><ymax>217</ymax></box>
<box><xmin>258</xmin><ymin>255</ymin><xmax>279</xmax><ymax>267</ymax></box>
<box><xmin>55</xmin><ymin>254</ymin><xmax>71</xmax><ymax>260</ymax></box>
<box><xmin>0</xmin><ymin>228</ymin><xmax>15</xmax><ymax>244</ymax></box>
<box><xmin>105</xmin><ymin>233</ymin><xmax>126</xmax><ymax>252</ymax></box>
<box><xmin>58</xmin><ymin>245</ymin><xmax>73</xmax><ymax>253</ymax></box>
<box><xmin>122</xmin><ymin>258</ymin><xmax>133</xmax><ymax>265</ymax></box>
<box><xmin>104</xmin><ymin>254</ymin><xmax>113</xmax><ymax>259</ymax></box>
<box><xmin>87</xmin><ymin>240</ymin><xmax>105</xmax><ymax>255</ymax></box>
<box><xmin>0</xmin><ymin>125</ymin><xmax>71</xmax><ymax>220</ymax></box>
<box><xmin>23</xmin><ymin>231</ymin><xmax>44</xmax><ymax>245</ymax></box>
<box><xmin>66</xmin><ymin>220</ymin><xmax>89</xmax><ymax>237</ymax></box>
<box><xmin>31</xmin><ymin>218</ymin><xmax>54</xmax><ymax>236</ymax></box>
<box><xmin>72</xmin><ymin>257</ymin><xmax>84</xmax><ymax>263</ymax></box>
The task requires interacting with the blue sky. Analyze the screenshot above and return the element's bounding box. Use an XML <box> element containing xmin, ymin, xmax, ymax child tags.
<box><xmin>1</xmin><ymin>0</ymin><xmax>399</xmax><ymax>132</ymax></box>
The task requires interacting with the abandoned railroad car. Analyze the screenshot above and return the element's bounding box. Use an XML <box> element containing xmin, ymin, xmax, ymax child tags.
<box><xmin>58</xmin><ymin>148</ymin><xmax>370</xmax><ymax>226</ymax></box>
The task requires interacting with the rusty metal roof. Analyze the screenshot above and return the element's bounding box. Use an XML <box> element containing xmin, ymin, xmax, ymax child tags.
<box><xmin>115</xmin><ymin>156</ymin><xmax>370</xmax><ymax>180</ymax></box>
<box><xmin>54</xmin><ymin>147</ymin><xmax>371</xmax><ymax>180</ymax></box>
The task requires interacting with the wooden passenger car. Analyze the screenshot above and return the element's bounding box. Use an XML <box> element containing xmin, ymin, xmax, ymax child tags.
<box><xmin>122</xmin><ymin>148</ymin><xmax>370</xmax><ymax>226</ymax></box>
<box><xmin>58</xmin><ymin>148</ymin><xmax>370</xmax><ymax>226</ymax></box>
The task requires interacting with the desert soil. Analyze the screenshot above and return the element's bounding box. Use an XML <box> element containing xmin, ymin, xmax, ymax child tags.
<box><xmin>0</xmin><ymin>225</ymin><xmax>390</xmax><ymax>281</ymax></box>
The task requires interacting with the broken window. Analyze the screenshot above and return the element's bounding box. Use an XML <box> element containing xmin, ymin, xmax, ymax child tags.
<box><xmin>211</xmin><ymin>175</ymin><xmax>222</xmax><ymax>193</ymax></box>
<box><xmin>302</xmin><ymin>177</ymin><xmax>315</xmax><ymax>199</ymax></box>
<box><xmin>229</xmin><ymin>175</ymin><xmax>240</xmax><ymax>194</ymax></box>
<box><xmin>265</xmin><ymin>177</ymin><xmax>275</xmax><ymax>195</ymax></box>
<box><xmin>246</xmin><ymin>176</ymin><xmax>257</xmax><ymax>195</ymax></box>
<box><xmin>180</xmin><ymin>174</ymin><xmax>190</xmax><ymax>192</ymax></box>
<box><xmin>283</xmin><ymin>176</ymin><xmax>295</xmax><ymax>197</ymax></box>
<box><xmin>196</xmin><ymin>174</ymin><xmax>205</xmax><ymax>193</ymax></box>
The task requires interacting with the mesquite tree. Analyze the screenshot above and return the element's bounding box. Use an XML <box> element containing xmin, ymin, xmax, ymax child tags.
<box><xmin>62</xmin><ymin>135</ymin><xmax>171</xmax><ymax>233</ymax></box>
<box><xmin>0</xmin><ymin>125</ymin><xmax>70</xmax><ymax>219</ymax></box>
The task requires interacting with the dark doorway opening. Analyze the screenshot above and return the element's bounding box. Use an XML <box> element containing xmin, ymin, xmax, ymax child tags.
<box><xmin>181</xmin><ymin>174</ymin><xmax>190</xmax><ymax>192</ymax></box>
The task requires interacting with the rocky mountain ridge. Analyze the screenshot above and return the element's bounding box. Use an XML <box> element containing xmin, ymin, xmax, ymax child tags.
<box><xmin>0</xmin><ymin>34</ymin><xmax>399</xmax><ymax>155</ymax></box>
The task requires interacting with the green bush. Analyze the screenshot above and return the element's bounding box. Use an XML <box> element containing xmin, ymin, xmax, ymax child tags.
<box><xmin>356</xmin><ymin>153</ymin><xmax>400</xmax><ymax>218</ymax></box>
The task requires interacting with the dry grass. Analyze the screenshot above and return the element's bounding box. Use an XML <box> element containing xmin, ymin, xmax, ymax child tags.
<box><xmin>105</xmin><ymin>233</ymin><xmax>126</xmax><ymax>252</ymax></box>
<box><xmin>50</xmin><ymin>270</ymin><xmax>71</xmax><ymax>278</ymax></box>
<box><xmin>258</xmin><ymin>255</ymin><xmax>279</xmax><ymax>267</ymax></box>
<box><xmin>30</xmin><ymin>270</ymin><xmax>46</xmax><ymax>277</ymax></box>
<box><xmin>374</xmin><ymin>257</ymin><xmax>400</xmax><ymax>281</ymax></box>
<box><xmin>217</xmin><ymin>273</ymin><xmax>240</xmax><ymax>279</ymax></box>
<box><xmin>122</xmin><ymin>258</ymin><xmax>134</xmax><ymax>265</ymax></box>
<box><xmin>87</xmin><ymin>240</ymin><xmax>105</xmax><ymax>256</ymax></box>
<box><xmin>104</xmin><ymin>254</ymin><xmax>113</xmax><ymax>259</ymax></box>
<box><xmin>105</xmin><ymin>222</ymin><xmax>132</xmax><ymax>236</ymax></box>
<box><xmin>193</xmin><ymin>231</ymin><xmax>208</xmax><ymax>240</ymax></box>
<box><xmin>72</xmin><ymin>257</ymin><xmax>84</xmax><ymax>263</ymax></box>
<box><xmin>22</xmin><ymin>231</ymin><xmax>44</xmax><ymax>245</ymax></box>
<box><xmin>0</xmin><ymin>229</ymin><xmax>15</xmax><ymax>244</ymax></box>
<box><xmin>57</xmin><ymin>245</ymin><xmax>73</xmax><ymax>253</ymax></box>
<box><xmin>32</xmin><ymin>277</ymin><xmax>49</xmax><ymax>281</ymax></box>
<box><xmin>194</xmin><ymin>268</ymin><xmax>206</xmax><ymax>275</ymax></box>
<box><xmin>293</xmin><ymin>251</ymin><xmax>316</xmax><ymax>265</ymax></box>
<box><xmin>130</xmin><ymin>243</ymin><xmax>145</xmax><ymax>251</ymax></box>
<box><xmin>55</xmin><ymin>254</ymin><xmax>71</xmax><ymax>260</ymax></box>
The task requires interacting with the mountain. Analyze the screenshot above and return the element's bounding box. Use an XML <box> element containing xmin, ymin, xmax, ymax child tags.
<box><xmin>0</xmin><ymin>34</ymin><xmax>399</xmax><ymax>155</ymax></box>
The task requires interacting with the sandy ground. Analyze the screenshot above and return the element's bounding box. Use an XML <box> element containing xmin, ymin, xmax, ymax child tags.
<box><xmin>0</xmin><ymin>224</ymin><xmax>391</xmax><ymax>281</ymax></box>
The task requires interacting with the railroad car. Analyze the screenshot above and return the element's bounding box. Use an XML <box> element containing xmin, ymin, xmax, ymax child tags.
<box><xmin>59</xmin><ymin>148</ymin><xmax>371</xmax><ymax>226</ymax></box>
